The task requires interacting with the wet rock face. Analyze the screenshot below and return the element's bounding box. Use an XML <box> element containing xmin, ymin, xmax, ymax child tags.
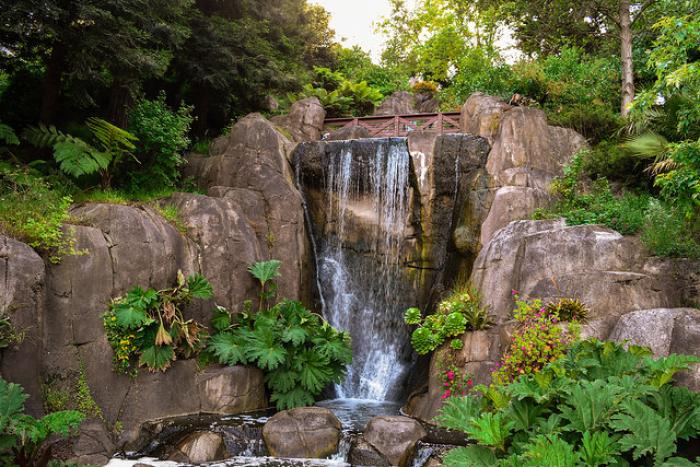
<box><xmin>610</xmin><ymin>308</ymin><xmax>700</xmax><ymax>390</ymax></box>
<box><xmin>169</xmin><ymin>431</ymin><xmax>228</xmax><ymax>464</ymax></box>
<box><xmin>262</xmin><ymin>407</ymin><xmax>342</xmax><ymax>459</ymax></box>
<box><xmin>356</xmin><ymin>415</ymin><xmax>427</xmax><ymax>467</ymax></box>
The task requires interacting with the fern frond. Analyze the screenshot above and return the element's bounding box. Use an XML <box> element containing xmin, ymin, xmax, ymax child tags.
<box><xmin>23</xmin><ymin>124</ymin><xmax>71</xmax><ymax>148</ymax></box>
<box><xmin>86</xmin><ymin>117</ymin><xmax>137</xmax><ymax>152</ymax></box>
<box><xmin>0</xmin><ymin>123</ymin><xmax>19</xmax><ymax>146</ymax></box>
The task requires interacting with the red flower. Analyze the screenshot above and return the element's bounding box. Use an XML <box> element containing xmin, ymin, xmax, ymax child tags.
<box><xmin>441</xmin><ymin>389</ymin><xmax>452</xmax><ymax>399</ymax></box>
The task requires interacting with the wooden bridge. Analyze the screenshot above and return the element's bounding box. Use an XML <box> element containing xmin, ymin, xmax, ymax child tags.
<box><xmin>323</xmin><ymin>112</ymin><xmax>461</xmax><ymax>138</ymax></box>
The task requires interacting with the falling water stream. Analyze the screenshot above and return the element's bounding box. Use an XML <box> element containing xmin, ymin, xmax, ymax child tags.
<box><xmin>304</xmin><ymin>138</ymin><xmax>414</xmax><ymax>401</ymax></box>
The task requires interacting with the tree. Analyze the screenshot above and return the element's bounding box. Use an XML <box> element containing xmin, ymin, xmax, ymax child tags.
<box><xmin>0</xmin><ymin>1</ymin><xmax>192</xmax><ymax>125</ymax></box>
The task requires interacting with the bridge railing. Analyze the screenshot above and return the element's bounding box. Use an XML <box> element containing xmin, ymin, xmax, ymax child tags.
<box><xmin>323</xmin><ymin>112</ymin><xmax>462</xmax><ymax>138</ymax></box>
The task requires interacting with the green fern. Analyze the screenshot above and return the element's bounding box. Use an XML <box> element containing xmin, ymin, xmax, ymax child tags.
<box><xmin>0</xmin><ymin>123</ymin><xmax>19</xmax><ymax>146</ymax></box>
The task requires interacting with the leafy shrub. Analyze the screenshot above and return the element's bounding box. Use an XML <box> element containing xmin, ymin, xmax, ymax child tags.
<box><xmin>404</xmin><ymin>287</ymin><xmax>493</xmax><ymax>355</ymax></box>
<box><xmin>208</xmin><ymin>297</ymin><xmax>352</xmax><ymax>410</ymax></box>
<box><xmin>436</xmin><ymin>338</ymin><xmax>700</xmax><ymax>467</ymax></box>
<box><xmin>0</xmin><ymin>162</ymin><xmax>80</xmax><ymax>263</ymax></box>
<box><xmin>642</xmin><ymin>201</ymin><xmax>700</xmax><ymax>259</ymax></box>
<box><xmin>103</xmin><ymin>271</ymin><xmax>212</xmax><ymax>375</ymax></box>
<box><xmin>491</xmin><ymin>294</ymin><xmax>580</xmax><ymax>386</ymax></box>
<box><xmin>439</xmin><ymin>364</ymin><xmax>474</xmax><ymax>400</ymax></box>
<box><xmin>24</xmin><ymin>118</ymin><xmax>138</xmax><ymax>188</ymax></box>
<box><xmin>0</xmin><ymin>377</ymin><xmax>84</xmax><ymax>467</ymax></box>
<box><xmin>546</xmin><ymin>298</ymin><xmax>589</xmax><ymax>323</ymax></box>
<box><xmin>412</xmin><ymin>80</ymin><xmax>439</xmax><ymax>96</ymax></box>
<box><xmin>127</xmin><ymin>93</ymin><xmax>193</xmax><ymax>190</ymax></box>
<box><xmin>0</xmin><ymin>313</ymin><xmax>25</xmax><ymax>350</ymax></box>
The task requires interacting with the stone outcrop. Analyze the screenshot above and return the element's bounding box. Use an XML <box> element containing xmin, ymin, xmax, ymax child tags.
<box><xmin>351</xmin><ymin>416</ymin><xmax>427</xmax><ymax>467</ymax></box>
<box><xmin>460</xmin><ymin>93</ymin><xmax>588</xmax><ymax>247</ymax></box>
<box><xmin>374</xmin><ymin>91</ymin><xmax>439</xmax><ymax>116</ymax></box>
<box><xmin>609</xmin><ymin>308</ymin><xmax>700</xmax><ymax>390</ymax></box>
<box><xmin>470</xmin><ymin>221</ymin><xmax>681</xmax><ymax>334</ymax></box>
<box><xmin>262</xmin><ymin>407</ymin><xmax>342</xmax><ymax>459</ymax></box>
<box><xmin>269</xmin><ymin>97</ymin><xmax>326</xmax><ymax>142</ymax></box>
<box><xmin>325</xmin><ymin>124</ymin><xmax>371</xmax><ymax>141</ymax></box>
<box><xmin>185</xmin><ymin>113</ymin><xmax>312</xmax><ymax>304</ymax></box>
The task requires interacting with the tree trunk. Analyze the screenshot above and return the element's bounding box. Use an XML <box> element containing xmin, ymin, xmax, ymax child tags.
<box><xmin>619</xmin><ymin>0</ymin><xmax>635</xmax><ymax>117</ymax></box>
<box><xmin>39</xmin><ymin>42</ymin><xmax>67</xmax><ymax>124</ymax></box>
<box><xmin>192</xmin><ymin>83</ymin><xmax>211</xmax><ymax>138</ymax></box>
<box><xmin>107</xmin><ymin>80</ymin><xmax>134</xmax><ymax>128</ymax></box>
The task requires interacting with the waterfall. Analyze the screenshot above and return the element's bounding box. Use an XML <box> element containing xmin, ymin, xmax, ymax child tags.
<box><xmin>299</xmin><ymin>138</ymin><xmax>414</xmax><ymax>401</ymax></box>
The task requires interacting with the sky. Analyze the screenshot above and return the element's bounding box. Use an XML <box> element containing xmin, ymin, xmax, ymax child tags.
<box><xmin>310</xmin><ymin>0</ymin><xmax>400</xmax><ymax>62</ymax></box>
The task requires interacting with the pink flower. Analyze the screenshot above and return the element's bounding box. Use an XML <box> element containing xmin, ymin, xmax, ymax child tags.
<box><xmin>446</xmin><ymin>370</ymin><xmax>455</xmax><ymax>381</ymax></box>
<box><xmin>444</xmin><ymin>382</ymin><xmax>450</xmax><ymax>387</ymax></box>
<box><xmin>441</xmin><ymin>390</ymin><xmax>452</xmax><ymax>399</ymax></box>
<box><xmin>467</xmin><ymin>379</ymin><xmax>473</xmax><ymax>386</ymax></box>
<box><xmin>511</xmin><ymin>289</ymin><xmax>519</xmax><ymax>296</ymax></box>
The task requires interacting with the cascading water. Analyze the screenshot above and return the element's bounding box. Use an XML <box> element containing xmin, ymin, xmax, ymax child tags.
<box><xmin>298</xmin><ymin>138</ymin><xmax>416</xmax><ymax>401</ymax></box>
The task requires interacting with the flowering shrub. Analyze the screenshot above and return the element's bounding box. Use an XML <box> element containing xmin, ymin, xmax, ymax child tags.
<box><xmin>439</xmin><ymin>365</ymin><xmax>474</xmax><ymax>399</ymax></box>
<box><xmin>404</xmin><ymin>286</ymin><xmax>493</xmax><ymax>355</ymax></box>
<box><xmin>103</xmin><ymin>271</ymin><xmax>212</xmax><ymax>375</ymax></box>
<box><xmin>491</xmin><ymin>293</ymin><xmax>580</xmax><ymax>385</ymax></box>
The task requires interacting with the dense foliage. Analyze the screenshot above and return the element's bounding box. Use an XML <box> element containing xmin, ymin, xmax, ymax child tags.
<box><xmin>437</xmin><ymin>339</ymin><xmax>700</xmax><ymax>467</ymax></box>
<box><xmin>0</xmin><ymin>378</ymin><xmax>84</xmax><ymax>467</ymax></box>
<box><xmin>103</xmin><ymin>271</ymin><xmax>212</xmax><ymax>375</ymax></box>
<box><xmin>492</xmin><ymin>295</ymin><xmax>582</xmax><ymax>385</ymax></box>
<box><xmin>208</xmin><ymin>261</ymin><xmax>352</xmax><ymax>410</ymax></box>
<box><xmin>404</xmin><ymin>286</ymin><xmax>493</xmax><ymax>355</ymax></box>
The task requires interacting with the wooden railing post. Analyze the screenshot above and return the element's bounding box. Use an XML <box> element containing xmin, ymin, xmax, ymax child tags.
<box><xmin>438</xmin><ymin>113</ymin><xmax>444</xmax><ymax>134</ymax></box>
<box><xmin>394</xmin><ymin>115</ymin><xmax>400</xmax><ymax>137</ymax></box>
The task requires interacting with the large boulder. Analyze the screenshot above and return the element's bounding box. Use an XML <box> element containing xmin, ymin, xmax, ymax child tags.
<box><xmin>460</xmin><ymin>92</ymin><xmax>512</xmax><ymax>144</ymax></box>
<box><xmin>262</xmin><ymin>407</ymin><xmax>342</xmax><ymax>459</ymax></box>
<box><xmin>169</xmin><ymin>431</ymin><xmax>228</xmax><ymax>464</ymax></box>
<box><xmin>359</xmin><ymin>416</ymin><xmax>427</xmax><ymax>467</ymax></box>
<box><xmin>471</xmin><ymin>220</ymin><xmax>683</xmax><ymax>337</ymax></box>
<box><xmin>609</xmin><ymin>308</ymin><xmax>700</xmax><ymax>390</ymax></box>
<box><xmin>184</xmin><ymin>113</ymin><xmax>312</xmax><ymax>304</ymax></box>
<box><xmin>0</xmin><ymin>236</ymin><xmax>46</xmax><ymax>415</ymax></box>
<box><xmin>269</xmin><ymin>97</ymin><xmax>326</xmax><ymax>142</ymax></box>
<box><xmin>325</xmin><ymin>124</ymin><xmax>371</xmax><ymax>141</ymax></box>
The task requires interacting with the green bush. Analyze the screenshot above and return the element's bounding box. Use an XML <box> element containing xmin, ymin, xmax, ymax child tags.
<box><xmin>0</xmin><ymin>162</ymin><xmax>80</xmax><ymax>263</ymax></box>
<box><xmin>642</xmin><ymin>201</ymin><xmax>700</xmax><ymax>259</ymax></box>
<box><xmin>404</xmin><ymin>287</ymin><xmax>493</xmax><ymax>356</ymax></box>
<box><xmin>436</xmin><ymin>339</ymin><xmax>700</xmax><ymax>466</ymax></box>
<box><xmin>0</xmin><ymin>377</ymin><xmax>84</xmax><ymax>467</ymax></box>
<box><xmin>127</xmin><ymin>93</ymin><xmax>193</xmax><ymax>190</ymax></box>
<box><xmin>491</xmin><ymin>294</ymin><xmax>580</xmax><ymax>386</ymax></box>
<box><xmin>103</xmin><ymin>271</ymin><xmax>212</xmax><ymax>375</ymax></box>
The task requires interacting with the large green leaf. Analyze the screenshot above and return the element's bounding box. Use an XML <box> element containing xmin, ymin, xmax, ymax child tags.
<box><xmin>435</xmin><ymin>395</ymin><xmax>482</xmax><ymax>432</ymax></box>
<box><xmin>186</xmin><ymin>273</ymin><xmax>214</xmax><ymax>299</ymax></box>
<box><xmin>208</xmin><ymin>332</ymin><xmax>247</xmax><ymax>366</ymax></box>
<box><xmin>114</xmin><ymin>303</ymin><xmax>151</xmax><ymax>329</ymax></box>
<box><xmin>578</xmin><ymin>431</ymin><xmax>621</xmax><ymax>466</ymax></box>
<box><xmin>560</xmin><ymin>380</ymin><xmax>620</xmax><ymax>433</ymax></box>
<box><xmin>139</xmin><ymin>345</ymin><xmax>175</xmax><ymax>372</ymax></box>
<box><xmin>248</xmin><ymin>260</ymin><xmax>281</xmax><ymax>285</ymax></box>
<box><xmin>610</xmin><ymin>399</ymin><xmax>677</xmax><ymax>466</ymax></box>
<box><xmin>266</xmin><ymin>368</ymin><xmax>299</xmax><ymax>393</ymax></box>
<box><xmin>522</xmin><ymin>434</ymin><xmax>580</xmax><ymax>467</ymax></box>
<box><xmin>507</xmin><ymin>399</ymin><xmax>546</xmax><ymax>432</ymax></box>
<box><xmin>0</xmin><ymin>378</ymin><xmax>27</xmax><ymax>432</ymax></box>
<box><xmin>467</xmin><ymin>412</ymin><xmax>515</xmax><ymax>451</ymax></box>
<box><xmin>281</xmin><ymin>326</ymin><xmax>308</xmax><ymax>347</ymax></box>
<box><xmin>269</xmin><ymin>387</ymin><xmax>315</xmax><ymax>410</ymax></box>
<box><xmin>442</xmin><ymin>446</ymin><xmax>498</xmax><ymax>467</ymax></box>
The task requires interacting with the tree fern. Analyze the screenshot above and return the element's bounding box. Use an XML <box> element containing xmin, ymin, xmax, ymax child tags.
<box><xmin>0</xmin><ymin>123</ymin><xmax>19</xmax><ymax>146</ymax></box>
